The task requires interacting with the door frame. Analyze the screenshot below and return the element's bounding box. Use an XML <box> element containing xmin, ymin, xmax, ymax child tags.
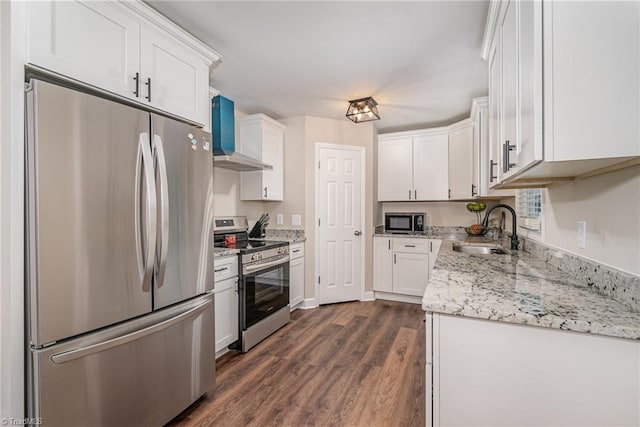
<box><xmin>314</xmin><ymin>142</ymin><xmax>366</xmax><ymax>305</ymax></box>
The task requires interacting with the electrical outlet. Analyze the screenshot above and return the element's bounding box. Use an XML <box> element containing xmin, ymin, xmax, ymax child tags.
<box><xmin>577</xmin><ymin>221</ymin><xmax>586</xmax><ymax>249</ymax></box>
<box><xmin>276</xmin><ymin>214</ymin><xmax>284</xmax><ymax>225</ymax></box>
<box><xmin>291</xmin><ymin>214</ymin><xmax>302</xmax><ymax>226</ymax></box>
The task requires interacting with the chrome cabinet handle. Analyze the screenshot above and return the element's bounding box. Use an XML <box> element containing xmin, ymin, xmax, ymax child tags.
<box><xmin>471</xmin><ymin>184</ymin><xmax>477</xmax><ymax>197</ymax></box>
<box><xmin>264</xmin><ymin>187</ymin><xmax>268</xmax><ymax>198</ymax></box>
<box><xmin>503</xmin><ymin>141</ymin><xmax>516</xmax><ymax>173</ymax></box>
<box><xmin>354</xmin><ymin>230</ymin><xmax>362</xmax><ymax>236</ymax></box>
<box><xmin>394</xmin><ymin>254</ymin><xmax>396</xmax><ymax>264</ymax></box>
<box><xmin>489</xmin><ymin>160</ymin><xmax>497</xmax><ymax>182</ymax></box>
<box><xmin>414</xmin><ymin>190</ymin><xmax>417</xmax><ymax>199</ymax></box>
<box><xmin>388</xmin><ymin>240</ymin><xmax>391</xmax><ymax>250</ymax></box>
<box><xmin>145</xmin><ymin>77</ymin><xmax>151</xmax><ymax>102</ymax></box>
<box><xmin>404</xmin><ymin>244</ymin><xmax>416</xmax><ymax>248</ymax></box>
<box><xmin>214</xmin><ymin>267</ymin><xmax>229</xmax><ymax>273</ymax></box>
<box><xmin>133</xmin><ymin>72</ymin><xmax>140</xmax><ymax>97</ymax></box>
<box><xmin>409</xmin><ymin>189</ymin><xmax>411</xmax><ymax>200</ymax></box>
<box><xmin>430</xmin><ymin>241</ymin><xmax>433</xmax><ymax>252</ymax></box>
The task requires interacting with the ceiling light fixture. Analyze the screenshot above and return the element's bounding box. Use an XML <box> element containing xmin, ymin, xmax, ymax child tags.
<box><xmin>346</xmin><ymin>97</ymin><xmax>380</xmax><ymax>123</ymax></box>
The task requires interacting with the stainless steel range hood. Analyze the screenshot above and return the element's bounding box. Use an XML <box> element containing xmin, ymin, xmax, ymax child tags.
<box><xmin>213</xmin><ymin>151</ymin><xmax>273</xmax><ymax>171</ymax></box>
<box><xmin>212</xmin><ymin>95</ymin><xmax>272</xmax><ymax>171</ymax></box>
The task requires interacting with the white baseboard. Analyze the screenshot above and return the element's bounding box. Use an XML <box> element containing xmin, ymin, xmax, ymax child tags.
<box><xmin>300</xmin><ymin>298</ymin><xmax>318</xmax><ymax>309</ymax></box>
<box><xmin>374</xmin><ymin>291</ymin><xmax>422</xmax><ymax>305</ymax></box>
<box><xmin>361</xmin><ymin>291</ymin><xmax>375</xmax><ymax>302</ymax></box>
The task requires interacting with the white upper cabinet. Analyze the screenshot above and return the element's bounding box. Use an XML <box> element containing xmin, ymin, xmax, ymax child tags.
<box><xmin>27</xmin><ymin>1</ymin><xmax>140</xmax><ymax>99</ymax></box>
<box><xmin>377</xmin><ymin>138</ymin><xmax>414</xmax><ymax>201</ymax></box>
<box><xmin>447</xmin><ymin>119</ymin><xmax>474</xmax><ymax>200</ymax></box>
<box><xmin>26</xmin><ymin>0</ymin><xmax>220</xmax><ymax>127</ymax></box>
<box><xmin>482</xmin><ymin>0</ymin><xmax>640</xmax><ymax>186</ymax></box>
<box><xmin>378</xmin><ymin>130</ymin><xmax>449</xmax><ymax>201</ymax></box>
<box><xmin>472</xmin><ymin>97</ymin><xmax>513</xmax><ymax>198</ymax></box>
<box><xmin>140</xmin><ymin>26</ymin><xmax>210</xmax><ymax>127</ymax></box>
<box><xmin>413</xmin><ymin>133</ymin><xmax>449</xmax><ymax>201</ymax></box>
<box><xmin>239</xmin><ymin>114</ymin><xmax>285</xmax><ymax>201</ymax></box>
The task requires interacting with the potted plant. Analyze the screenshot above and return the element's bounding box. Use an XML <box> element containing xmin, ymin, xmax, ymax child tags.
<box><xmin>465</xmin><ymin>202</ymin><xmax>487</xmax><ymax>235</ymax></box>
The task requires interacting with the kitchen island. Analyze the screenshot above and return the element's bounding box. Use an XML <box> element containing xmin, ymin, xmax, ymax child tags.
<box><xmin>422</xmin><ymin>237</ymin><xmax>640</xmax><ymax>427</ymax></box>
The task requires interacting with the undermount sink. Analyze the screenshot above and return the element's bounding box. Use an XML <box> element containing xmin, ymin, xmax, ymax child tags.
<box><xmin>452</xmin><ymin>244</ymin><xmax>510</xmax><ymax>255</ymax></box>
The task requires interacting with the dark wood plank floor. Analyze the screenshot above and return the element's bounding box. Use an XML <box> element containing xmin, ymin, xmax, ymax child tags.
<box><xmin>168</xmin><ymin>300</ymin><xmax>426</xmax><ymax>427</ymax></box>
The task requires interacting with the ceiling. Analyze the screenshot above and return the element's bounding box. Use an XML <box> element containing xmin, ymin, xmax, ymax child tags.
<box><xmin>147</xmin><ymin>1</ymin><xmax>489</xmax><ymax>133</ymax></box>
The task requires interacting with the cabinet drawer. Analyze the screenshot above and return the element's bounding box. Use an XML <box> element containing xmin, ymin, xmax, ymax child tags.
<box><xmin>290</xmin><ymin>242</ymin><xmax>305</xmax><ymax>260</ymax></box>
<box><xmin>393</xmin><ymin>238</ymin><xmax>429</xmax><ymax>253</ymax></box>
<box><xmin>214</xmin><ymin>255</ymin><xmax>238</xmax><ymax>283</ymax></box>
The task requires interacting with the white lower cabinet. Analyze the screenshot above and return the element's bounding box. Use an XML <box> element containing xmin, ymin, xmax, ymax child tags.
<box><xmin>373</xmin><ymin>236</ymin><xmax>441</xmax><ymax>297</ymax></box>
<box><xmin>289</xmin><ymin>242</ymin><xmax>305</xmax><ymax>310</ymax></box>
<box><xmin>214</xmin><ymin>255</ymin><xmax>238</xmax><ymax>357</ymax></box>
<box><xmin>392</xmin><ymin>252</ymin><xmax>429</xmax><ymax>296</ymax></box>
<box><xmin>426</xmin><ymin>313</ymin><xmax>640</xmax><ymax>427</ymax></box>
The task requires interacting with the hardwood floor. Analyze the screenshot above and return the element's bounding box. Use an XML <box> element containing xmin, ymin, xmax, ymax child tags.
<box><xmin>168</xmin><ymin>300</ymin><xmax>426</xmax><ymax>426</ymax></box>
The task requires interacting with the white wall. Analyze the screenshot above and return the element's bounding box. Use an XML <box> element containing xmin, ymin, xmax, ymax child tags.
<box><xmin>543</xmin><ymin>166</ymin><xmax>640</xmax><ymax>276</ymax></box>
<box><xmin>0</xmin><ymin>1</ymin><xmax>26</xmax><ymax>419</ymax></box>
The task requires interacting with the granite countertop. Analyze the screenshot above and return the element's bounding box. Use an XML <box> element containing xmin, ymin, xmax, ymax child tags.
<box><xmin>421</xmin><ymin>239</ymin><xmax>640</xmax><ymax>341</ymax></box>
<box><xmin>217</xmin><ymin>227</ymin><xmax>638</xmax><ymax>339</ymax></box>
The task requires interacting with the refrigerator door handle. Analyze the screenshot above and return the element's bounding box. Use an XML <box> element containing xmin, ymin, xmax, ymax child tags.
<box><xmin>153</xmin><ymin>134</ymin><xmax>169</xmax><ymax>289</ymax></box>
<box><xmin>50</xmin><ymin>300</ymin><xmax>210</xmax><ymax>365</ymax></box>
<box><xmin>139</xmin><ymin>133</ymin><xmax>157</xmax><ymax>293</ymax></box>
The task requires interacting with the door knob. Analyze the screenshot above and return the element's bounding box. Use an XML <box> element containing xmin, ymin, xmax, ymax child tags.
<box><xmin>354</xmin><ymin>230</ymin><xmax>362</xmax><ymax>236</ymax></box>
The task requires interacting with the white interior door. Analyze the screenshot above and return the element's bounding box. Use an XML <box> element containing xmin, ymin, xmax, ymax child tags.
<box><xmin>317</xmin><ymin>145</ymin><xmax>363</xmax><ymax>305</ymax></box>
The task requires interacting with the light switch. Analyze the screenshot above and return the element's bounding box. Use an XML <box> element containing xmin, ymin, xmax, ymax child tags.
<box><xmin>291</xmin><ymin>214</ymin><xmax>302</xmax><ymax>226</ymax></box>
<box><xmin>276</xmin><ymin>214</ymin><xmax>284</xmax><ymax>225</ymax></box>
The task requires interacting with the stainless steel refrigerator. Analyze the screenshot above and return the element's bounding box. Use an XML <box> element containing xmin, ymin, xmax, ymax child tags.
<box><xmin>25</xmin><ymin>78</ymin><xmax>215</xmax><ymax>426</ymax></box>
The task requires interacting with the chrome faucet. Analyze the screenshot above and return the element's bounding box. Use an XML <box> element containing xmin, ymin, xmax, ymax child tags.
<box><xmin>481</xmin><ymin>203</ymin><xmax>519</xmax><ymax>250</ymax></box>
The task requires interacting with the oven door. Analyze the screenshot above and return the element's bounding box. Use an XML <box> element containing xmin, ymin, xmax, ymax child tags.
<box><xmin>241</xmin><ymin>255</ymin><xmax>290</xmax><ymax>329</ymax></box>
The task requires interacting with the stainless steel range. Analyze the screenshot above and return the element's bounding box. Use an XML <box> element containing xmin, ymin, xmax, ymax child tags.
<box><xmin>214</xmin><ymin>217</ymin><xmax>290</xmax><ymax>352</ymax></box>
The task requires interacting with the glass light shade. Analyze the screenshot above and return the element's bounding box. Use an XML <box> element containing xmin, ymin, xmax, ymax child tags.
<box><xmin>346</xmin><ymin>97</ymin><xmax>380</xmax><ymax>123</ymax></box>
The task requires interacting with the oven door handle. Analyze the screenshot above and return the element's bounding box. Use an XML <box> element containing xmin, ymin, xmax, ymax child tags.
<box><xmin>243</xmin><ymin>256</ymin><xmax>290</xmax><ymax>274</ymax></box>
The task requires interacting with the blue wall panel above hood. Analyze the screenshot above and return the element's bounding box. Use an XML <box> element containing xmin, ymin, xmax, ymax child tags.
<box><xmin>211</xmin><ymin>95</ymin><xmax>235</xmax><ymax>155</ymax></box>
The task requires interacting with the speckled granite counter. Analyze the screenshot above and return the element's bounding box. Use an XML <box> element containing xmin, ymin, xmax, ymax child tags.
<box><xmin>213</xmin><ymin>247</ymin><xmax>239</xmax><ymax>258</ymax></box>
<box><xmin>422</xmin><ymin>239</ymin><xmax>640</xmax><ymax>341</ymax></box>
<box><xmin>265</xmin><ymin>228</ymin><xmax>306</xmax><ymax>243</ymax></box>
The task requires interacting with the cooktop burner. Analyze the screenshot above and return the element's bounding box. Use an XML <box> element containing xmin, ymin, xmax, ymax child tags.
<box><xmin>214</xmin><ymin>239</ymin><xmax>289</xmax><ymax>254</ymax></box>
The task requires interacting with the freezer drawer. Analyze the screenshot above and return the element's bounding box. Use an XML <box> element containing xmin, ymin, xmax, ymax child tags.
<box><xmin>29</xmin><ymin>294</ymin><xmax>215</xmax><ymax>427</ymax></box>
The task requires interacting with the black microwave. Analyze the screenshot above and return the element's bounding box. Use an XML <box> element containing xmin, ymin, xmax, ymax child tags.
<box><xmin>384</xmin><ymin>212</ymin><xmax>425</xmax><ymax>234</ymax></box>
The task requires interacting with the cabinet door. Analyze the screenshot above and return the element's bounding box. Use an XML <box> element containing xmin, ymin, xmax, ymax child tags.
<box><xmin>413</xmin><ymin>134</ymin><xmax>449</xmax><ymax>201</ymax></box>
<box><xmin>516</xmin><ymin>0</ymin><xmax>543</xmax><ymax>173</ymax></box>
<box><xmin>140</xmin><ymin>26</ymin><xmax>210</xmax><ymax>126</ymax></box>
<box><xmin>214</xmin><ymin>276</ymin><xmax>238</xmax><ymax>354</ymax></box>
<box><xmin>377</xmin><ymin>138</ymin><xmax>413</xmax><ymax>201</ymax></box>
<box><xmin>428</xmin><ymin>239</ymin><xmax>442</xmax><ymax>274</ymax></box>
<box><xmin>393</xmin><ymin>252</ymin><xmax>429</xmax><ymax>296</ymax></box>
<box><xmin>289</xmin><ymin>257</ymin><xmax>305</xmax><ymax>309</ymax></box>
<box><xmin>373</xmin><ymin>237</ymin><xmax>393</xmax><ymax>292</ymax></box>
<box><xmin>448</xmin><ymin>123</ymin><xmax>474</xmax><ymax>200</ymax></box>
<box><xmin>261</xmin><ymin>126</ymin><xmax>284</xmax><ymax>201</ymax></box>
<box><xmin>27</xmin><ymin>1</ymin><xmax>140</xmax><ymax>100</ymax></box>
<box><xmin>472</xmin><ymin>116</ymin><xmax>481</xmax><ymax>198</ymax></box>
<box><xmin>501</xmin><ymin>0</ymin><xmax>519</xmax><ymax>179</ymax></box>
<box><xmin>488</xmin><ymin>36</ymin><xmax>502</xmax><ymax>188</ymax></box>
